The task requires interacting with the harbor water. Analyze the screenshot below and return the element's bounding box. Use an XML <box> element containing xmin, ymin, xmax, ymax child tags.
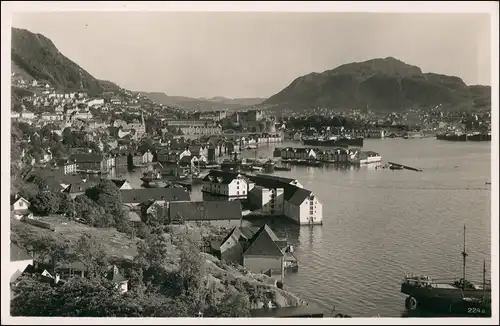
<box><xmin>117</xmin><ymin>138</ymin><xmax>492</xmax><ymax>317</ymax></box>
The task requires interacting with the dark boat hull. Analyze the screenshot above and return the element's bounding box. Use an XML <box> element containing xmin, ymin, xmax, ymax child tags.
<box><xmin>401</xmin><ymin>283</ymin><xmax>491</xmax><ymax>317</ymax></box>
<box><xmin>302</xmin><ymin>137</ymin><xmax>364</xmax><ymax>148</ymax></box>
<box><xmin>436</xmin><ymin>133</ymin><xmax>491</xmax><ymax>142</ymax></box>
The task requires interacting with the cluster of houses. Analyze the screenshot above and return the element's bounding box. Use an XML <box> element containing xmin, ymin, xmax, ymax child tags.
<box><xmin>10</xmin><ymin>178</ymin><xmax>300</xmax><ymax>292</ymax></box>
<box><xmin>201</xmin><ymin>171</ymin><xmax>323</xmax><ymax>226</ymax></box>
<box><xmin>274</xmin><ymin>147</ymin><xmax>382</xmax><ymax>165</ymax></box>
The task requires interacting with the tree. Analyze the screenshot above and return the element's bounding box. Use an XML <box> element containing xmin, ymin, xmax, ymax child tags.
<box><xmin>56</xmin><ymin>192</ymin><xmax>75</xmax><ymax>217</ymax></box>
<box><xmin>143</xmin><ymin>203</ymin><xmax>167</xmax><ymax>227</ymax></box>
<box><xmin>135</xmin><ymin>233</ymin><xmax>171</xmax><ymax>270</ymax></box>
<box><xmin>85</xmin><ymin>179</ymin><xmax>125</xmax><ymax>225</ymax></box>
<box><xmin>11</xmin><ymin>276</ymin><xmax>59</xmax><ymax>316</ymax></box>
<box><xmin>204</xmin><ymin>292</ymin><xmax>251</xmax><ymax>317</ymax></box>
<box><xmin>62</xmin><ymin>127</ymin><xmax>75</xmax><ymax>147</ymax></box>
<box><xmin>74</xmin><ymin>195</ymin><xmax>112</xmax><ymax>227</ymax></box>
<box><xmin>73</xmin><ymin>232</ymin><xmax>108</xmax><ymax>278</ymax></box>
<box><xmin>30</xmin><ymin>191</ymin><xmax>60</xmax><ymax>216</ymax></box>
<box><xmin>176</xmin><ymin>236</ymin><xmax>205</xmax><ymax>300</ymax></box>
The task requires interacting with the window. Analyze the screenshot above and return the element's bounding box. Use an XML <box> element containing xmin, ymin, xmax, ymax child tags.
<box><xmin>237</xmin><ymin>191</ymin><xmax>239</xmax><ymax>195</ymax></box>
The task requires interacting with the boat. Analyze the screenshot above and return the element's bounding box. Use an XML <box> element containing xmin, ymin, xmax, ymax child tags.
<box><xmin>401</xmin><ymin>226</ymin><xmax>491</xmax><ymax>316</ymax></box>
<box><xmin>389</xmin><ymin>165</ymin><xmax>404</xmax><ymax>170</ymax></box>
<box><xmin>436</xmin><ymin>131</ymin><xmax>491</xmax><ymax>142</ymax></box>
<box><xmin>302</xmin><ymin>135</ymin><xmax>364</xmax><ymax>148</ymax></box>
<box><xmin>143</xmin><ymin>180</ymin><xmax>168</xmax><ymax>188</ymax></box>
<box><xmin>275</xmin><ymin>165</ymin><xmax>292</xmax><ymax>171</ymax></box>
<box><xmin>404</xmin><ymin>131</ymin><xmax>424</xmax><ymax>139</ymax></box>
<box><xmin>140</xmin><ymin>171</ymin><xmax>162</xmax><ymax>183</ymax></box>
<box><xmin>262</xmin><ymin>160</ymin><xmax>275</xmax><ymax>173</ymax></box>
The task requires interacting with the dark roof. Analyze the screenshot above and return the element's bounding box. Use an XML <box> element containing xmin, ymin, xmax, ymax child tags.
<box><xmin>246</xmin><ymin>175</ymin><xmax>288</xmax><ymax>190</ymax></box>
<box><xmin>106</xmin><ymin>265</ymin><xmax>128</xmax><ymax>283</ymax></box>
<box><xmin>10</xmin><ymin>243</ymin><xmax>32</xmax><ymax>262</ymax></box>
<box><xmin>120</xmin><ymin>188</ymin><xmax>190</xmax><ymax>204</ymax></box>
<box><xmin>240</xmin><ymin>226</ymin><xmax>260</xmax><ymax>240</ymax></box>
<box><xmin>168</xmin><ymin>201</ymin><xmax>242</xmax><ymax>221</ymax></box>
<box><xmin>220</xmin><ymin>226</ymin><xmax>259</xmax><ymax>248</ymax></box>
<box><xmin>284</xmin><ymin>186</ymin><xmax>313</xmax><ymax>206</ymax></box>
<box><xmin>253</xmin><ymin>174</ymin><xmax>298</xmax><ymax>185</ymax></box>
<box><xmin>202</xmin><ymin>170</ymin><xmax>245</xmax><ymax>185</ymax></box>
<box><xmin>250</xmin><ymin>304</ymin><xmax>325</xmax><ymax>318</ymax></box>
<box><xmin>71</xmin><ymin>153</ymin><xmax>104</xmax><ymax>163</ymax></box>
<box><xmin>10</xmin><ymin>195</ymin><xmax>29</xmax><ymax>206</ymax></box>
<box><xmin>66</xmin><ymin>179</ymin><xmax>97</xmax><ymax>193</ymax></box>
<box><xmin>110</xmin><ymin>179</ymin><xmax>128</xmax><ymax>188</ymax></box>
<box><xmin>243</xmin><ymin>225</ymin><xmax>283</xmax><ymax>257</ymax></box>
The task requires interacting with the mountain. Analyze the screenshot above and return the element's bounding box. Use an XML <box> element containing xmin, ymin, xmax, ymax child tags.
<box><xmin>11</xmin><ymin>28</ymin><xmax>105</xmax><ymax>95</ymax></box>
<box><xmin>263</xmin><ymin>57</ymin><xmax>491</xmax><ymax>112</ymax></box>
<box><xmin>138</xmin><ymin>92</ymin><xmax>265</xmax><ymax>110</ymax></box>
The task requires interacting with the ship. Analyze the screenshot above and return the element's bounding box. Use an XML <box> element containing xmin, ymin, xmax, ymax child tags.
<box><xmin>302</xmin><ymin>135</ymin><xmax>364</xmax><ymax>148</ymax></box>
<box><xmin>436</xmin><ymin>131</ymin><xmax>491</xmax><ymax>142</ymax></box>
<box><xmin>140</xmin><ymin>170</ymin><xmax>162</xmax><ymax>183</ymax></box>
<box><xmin>401</xmin><ymin>225</ymin><xmax>491</xmax><ymax>316</ymax></box>
<box><xmin>403</xmin><ymin>131</ymin><xmax>424</xmax><ymax>139</ymax></box>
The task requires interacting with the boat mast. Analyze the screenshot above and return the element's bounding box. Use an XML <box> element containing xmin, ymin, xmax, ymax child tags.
<box><xmin>482</xmin><ymin>260</ymin><xmax>486</xmax><ymax>299</ymax></box>
<box><xmin>461</xmin><ymin>225</ymin><xmax>468</xmax><ymax>285</ymax></box>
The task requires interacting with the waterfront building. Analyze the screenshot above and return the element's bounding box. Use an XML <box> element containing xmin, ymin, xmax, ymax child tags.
<box><xmin>168</xmin><ymin>200</ymin><xmax>242</xmax><ymax>224</ymax></box>
<box><xmin>202</xmin><ymin>170</ymin><xmax>249</xmax><ymax>199</ymax></box>
<box><xmin>120</xmin><ymin>188</ymin><xmax>191</xmax><ymax>207</ymax></box>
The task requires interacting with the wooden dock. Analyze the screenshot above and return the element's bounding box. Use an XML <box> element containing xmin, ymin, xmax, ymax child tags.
<box><xmin>388</xmin><ymin>162</ymin><xmax>423</xmax><ymax>172</ymax></box>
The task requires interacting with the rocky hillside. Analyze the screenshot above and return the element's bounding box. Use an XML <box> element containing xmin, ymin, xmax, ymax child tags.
<box><xmin>11</xmin><ymin>28</ymin><xmax>105</xmax><ymax>95</ymax></box>
<box><xmin>138</xmin><ymin>91</ymin><xmax>265</xmax><ymax>110</ymax></box>
<box><xmin>263</xmin><ymin>57</ymin><xmax>491</xmax><ymax>112</ymax></box>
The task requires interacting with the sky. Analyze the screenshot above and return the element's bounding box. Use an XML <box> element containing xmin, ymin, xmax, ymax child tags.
<box><xmin>11</xmin><ymin>11</ymin><xmax>492</xmax><ymax>99</ymax></box>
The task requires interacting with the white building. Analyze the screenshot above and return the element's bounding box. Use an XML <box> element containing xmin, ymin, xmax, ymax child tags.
<box><xmin>73</xmin><ymin>110</ymin><xmax>93</xmax><ymax>120</ymax></box>
<box><xmin>40</xmin><ymin>113</ymin><xmax>64</xmax><ymax>121</ymax></box>
<box><xmin>202</xmin><ymin>170</ymin><xmax>248</xmax><ymax>199</ymax></box>
<box><xmin>87</xmin><ymin>99</ymin><xmax>105</xmax><ymax>107</ymax></box>
<box><xmin>20</xmin><ymin>110</ymin><xmax>35</xmax><ymax>120</ymax></box>
<box><xmin>245</xmin><ymin>174</ymin><xmax>321</xmax><ymax>225</ymax></box>
<box><xmin>247</xmin><ymin>185</ymin><xmax>285</xmax><ymax>216</ymax></box>
<box><xmin>283</xmin><ymin>186</ymin><xmax>323</xmax><ymax>225</ymax></box>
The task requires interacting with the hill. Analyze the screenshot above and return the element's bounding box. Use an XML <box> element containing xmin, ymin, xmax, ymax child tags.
<box><xmin>138</xmin><ymin>92</ymin><xmax>265</xmax><ymax>110</ymax></box>
<box><xmin>263</xmin><ymin>57</ymin><xmax>491</xmax><ymax>112</ymax></box>
<box><xmin>11</xmin><ymin>28</ymin><xmax>104</xmax><ymax>95</ymax></box>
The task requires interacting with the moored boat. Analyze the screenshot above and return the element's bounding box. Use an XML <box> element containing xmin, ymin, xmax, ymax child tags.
<box><xmin>400</xmin><ymin>226</ymin><xmax>491</xmax><ymax>316</ymax></box>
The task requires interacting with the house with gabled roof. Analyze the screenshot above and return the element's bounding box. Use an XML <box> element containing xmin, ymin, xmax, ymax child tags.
<box><xmin>106</xmin><ymin>265</ymin><xmax>129</xmax><ymax>294</ymax></box>
<box><xmin>242</xmin><ymin>225</ymin><xmax>286</xmax><ymax>281</ymax></box>
<box><xmin>243</xmin><ymin>174</ymin><xmax>321</xmax><ymax>225</ymax></box>
<box><xmin>283</xmin><ymin>185</ymin><xmax>323</xmax><ymax>225</ymax></box>
<box><xmin>10</xmin><ymin>195</ymin><xmax>32</xmax><ymax>219</ymax></box>
<box><xmin>201</xmin><ymin>170</ymin><xmax>249</xmax><ymax>199</ymax></box>
<box><xmin>110</xmin><ymin>179</ymin><xmax>133</xmax><ymax>190</ymax></box>
<box><xmin>10</xmin><ymin>243</ymin><xmax>34</xmax><ymax>282</ymax></box>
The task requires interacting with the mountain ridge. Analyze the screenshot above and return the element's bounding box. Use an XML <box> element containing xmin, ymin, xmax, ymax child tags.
<box><xmin>137</xmin><ymin>91</ymin><xmax>265</xmax><ymax>110</ymax></box>
<box><xmin>264</xmin><ymin>57</ymin><xmax>490</xmax><ymax>112</ymax></box>
<box><xmin>11</xmin><ymin>27</ymin><xmax>104</xmax><ymax>95</ymax></box>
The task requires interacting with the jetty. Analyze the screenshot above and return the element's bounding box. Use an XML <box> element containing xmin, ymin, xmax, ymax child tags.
<box><xmin>388</xmin><ymin>162</ymin><xmax>423</xmax><ymax>172</ymax></box>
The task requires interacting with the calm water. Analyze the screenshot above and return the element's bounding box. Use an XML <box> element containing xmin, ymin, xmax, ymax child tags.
<box><xmin>115</xmin><ymin>138</ymin><xmax>492</xmax><ymax>317</ymax></box>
